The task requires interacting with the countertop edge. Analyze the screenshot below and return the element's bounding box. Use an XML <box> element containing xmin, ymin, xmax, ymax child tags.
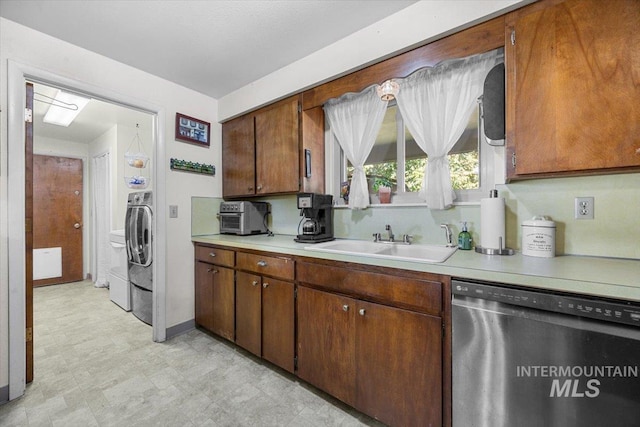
<box><xmin>192</xmin><ymin>234</ymin><xmax>640</xmax><ymax>303</ymax></box>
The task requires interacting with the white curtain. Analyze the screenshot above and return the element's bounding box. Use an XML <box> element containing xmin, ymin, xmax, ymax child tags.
<box><xmin>395</xmin><ymin>50</ymin><xmax>499</xmax><ymax>209</ymax></box>
<box><xmin>324</xmin><ymin>86</ymin><xmax>388</xmax><ymax>209</ymax></box>
<box><xmin>93</xmin><ymin>152</ymin><xmax>111</xmax><ymax>288</ymax></box>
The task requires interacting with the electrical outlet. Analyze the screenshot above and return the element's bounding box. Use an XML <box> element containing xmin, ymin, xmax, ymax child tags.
<box><xmin>574</xmin><ymin>197</ymin><xmax>594</xmax><ymax>220</ymax></box>
<box><xmin>169</xmin><ymin>205</ymin><xmax>178</xmax><ymax>218</ymax></box>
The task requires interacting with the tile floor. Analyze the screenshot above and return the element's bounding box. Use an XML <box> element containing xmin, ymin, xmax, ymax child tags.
<box><xmin>0</xmin><ymin>281</ymin><xmax>383</xmax><ymax>426</ymax></box>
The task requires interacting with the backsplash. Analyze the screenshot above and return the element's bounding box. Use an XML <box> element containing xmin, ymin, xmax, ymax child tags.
<box><xmin>192</xmin><ymin>173</ymin><xmax>639</xmax><ymax>260</ymax></box>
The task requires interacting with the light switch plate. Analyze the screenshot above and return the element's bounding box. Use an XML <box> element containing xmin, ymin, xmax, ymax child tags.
<box><xmin>169</xmin><ymin>205</ymin><xmax>178</xmax><ymax>218</ymax></box>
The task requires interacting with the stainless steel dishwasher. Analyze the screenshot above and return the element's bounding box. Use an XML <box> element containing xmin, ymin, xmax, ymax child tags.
<box><xmin>452</xmin><ymin>279</ymin><xmax>640</xmax><ymax>427</ymax></box>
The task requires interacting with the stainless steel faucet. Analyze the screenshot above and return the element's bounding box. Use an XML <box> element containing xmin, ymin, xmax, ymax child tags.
<box><xmin>440</xmin><ymin>224</ymin><xmax>455</xmax><ymax>247</ymax></box>
<box><xmin>373</xmin><ymin>225</ymin><xmax>411</xmax><ymax>244</ymax></box>
<box><xmin>385</xmin><ymin>224</ymin><xmax>394</xmax><ymax>242</ymax></box>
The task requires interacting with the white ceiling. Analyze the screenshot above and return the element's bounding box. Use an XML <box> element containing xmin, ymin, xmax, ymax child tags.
<box><xmin>1</xmin><ymin>0</ymin><xmax>417</xmax><ymax>99</ymax></box>
<box><xmin>32</xmin><ymin>83</ymin><xmax>153</xmax><ymax>144</ymax></box>
<box><xmin>3</xmin><ymin>0</ymin><xmax>417</xmax><ymax>143</ymax></box>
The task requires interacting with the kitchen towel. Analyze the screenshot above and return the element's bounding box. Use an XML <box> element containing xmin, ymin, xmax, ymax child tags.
<box><xmin>480</xmin><ymin>195</ymin><xmax>505</xmax><ymax>249</ymax></box>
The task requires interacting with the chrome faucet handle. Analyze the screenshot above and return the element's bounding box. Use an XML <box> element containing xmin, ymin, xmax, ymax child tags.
<box><xmin>372</xmin><ymin>232</ymin><xmax>382</xmax><ymax>242</ymax></box>
<box><xmin>440</xmin><ymin>224</ymin><xmax>454</xmax><ymax>247</ymax></box>
<box><xmin>402</xmin><ymin>234</ymin><xmax>413</xmax><ymax>244</ymax></box>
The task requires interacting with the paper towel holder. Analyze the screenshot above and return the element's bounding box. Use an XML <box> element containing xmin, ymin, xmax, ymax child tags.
<box><xmin>474</xmin><ymin>237</ymin><xmax>515</xmax><ymax>256</ymax></box>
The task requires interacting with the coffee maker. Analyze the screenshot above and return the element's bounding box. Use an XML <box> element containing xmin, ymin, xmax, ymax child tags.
<box><xmin>294</xmin><ymin>193</ymin><xmax>335</xmax><ymax>243</ymax></box>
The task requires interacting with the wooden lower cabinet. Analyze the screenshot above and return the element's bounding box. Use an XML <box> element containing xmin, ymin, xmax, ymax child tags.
<box><xmin>235</xmin><ymin>271</ymin><xmax>262</xmax><ymax>356</ymax></box>
<box><xmin>297</xmin><ymin>285</ymin><xmax>442</xmax><ymax>427</ymax></box>
<box><xmin>235</xmin><ymin>261</ymin><xmax>295</xmax><ymax>373</ymax></box>
<box><xmin>261</xmin><ymin>278</ymin><xmax>295</xmax><ymax>372</ymax></box>
<box><xmin>356</xmin><ymin>299</ymin><xmax>442</xmax><ymax>427</ymax></box>
<box><xmin>297</xmin><ymin>286</ymin><xmax>356</xmax><ymax>405</ymax></box>
<box><xmin>194</xmin><ymin>260</ymin><xmax>235</xmax><ymax>341</ymax></box>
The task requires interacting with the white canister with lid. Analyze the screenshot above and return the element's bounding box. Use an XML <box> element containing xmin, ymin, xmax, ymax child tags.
<box><xmin>521</xmin><ymin>216</ymin><xmax>556</xmax><ymax>258</ymax></box>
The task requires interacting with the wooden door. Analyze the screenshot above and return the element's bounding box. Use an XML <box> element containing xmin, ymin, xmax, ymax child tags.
<box><xmin>262</xmin><ymin>278</ymin><xmax>294</xmax><ymax>373</ymax></box>
<box><xmin>33</xmin><ymin>155</ymin><xmax>83</xmax><ymax>286</ymax></box>
<box><xmin>255</xmin><ymin>96</ymin><xmax>300</xmax><ymax>195</ymax></box>
<box><xmin>222</xmin><ymin>114</ymin><xmax>255</xmax><ymax>197</ymax></box>
<box><xmin>235</xmin><ymin>271</ymin><xmax>262</xmax><ymax>356</ymax></box>
<box><xmin>506</xmin><ymin>0</ymin><xmax>640</xmax><ymax>177</ymax></box>
<box><xmin>355</xmin><ymin>300</ymin><xmax>442</xmax><ymax>427</ymax></box>
<box><xmin>296</xmin><ymin>286</ymin><xmax>356</xmax><ymax>406</ymax></box>
<box><xmin>211</xmin><ymin>266</ymin><xmax>235</xmax><ymax>341</ymax></box>
<box><xmin>25</xmin><ymin>82</ymin><xmax>34</xmax><ymax>383</ymax></box>
<box><xmin>195</xmin><ymin>261</ymin><xmax>215</xmax><ymax>331</ymax></box>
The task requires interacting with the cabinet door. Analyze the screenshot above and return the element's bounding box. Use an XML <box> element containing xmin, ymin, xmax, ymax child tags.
<box><xmin>211</xmin><ymin>266</ymin><xmax>235</xmax><ymax>341</ymax></box>
<box><xmin>355</xmin><ymin>300</ymin><xmax>442</xmax><ymax>427</ymax></box>
<box><xmin>261</xmin><ymin>278</ymin><xmax>294</xmax><ymax>373</ymax></box>
<box><xmin>195</xmin><ymin>261</ymin><xmax>215</xmax><ymax>331</ymax></box>
<box><xmin>235</xmin><ymin>271</ymin><xmax>262</xmax><ymax>356</ymax></box>
<box><xmin>296</xmin><ymin>286</ymin><xmax>356</xmax><ymax>406</ymax></box>
<box><xmin>222</xmin><ymin>114</ymin><xmax>255</xmax><ymax>197</ymax></box>
<box><xmin>507</xmin><ymin>0</ymin><xmax>640</xmax><ymax>177</ymax></box>
<box><xmin>255</xmin><ymin>97</ymin><xmax>300</xmax><ymax>194</ymax></box>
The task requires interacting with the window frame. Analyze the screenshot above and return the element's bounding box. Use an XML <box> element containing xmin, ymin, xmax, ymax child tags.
<box><xmin>326</xmin><ymin>101</ymin><xmax>505</xmax><ymax>207</ymax></box>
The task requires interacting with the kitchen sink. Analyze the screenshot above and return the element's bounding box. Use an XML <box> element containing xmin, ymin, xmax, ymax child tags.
<box><xmin>304</xmin><ymin>239</ymin><xmax>457</xmax><ymax>264</ymax></box>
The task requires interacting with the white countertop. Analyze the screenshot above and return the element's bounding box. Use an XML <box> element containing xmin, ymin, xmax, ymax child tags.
<box><xmin>192</xmin><ymin>234</ymin><xmax>640</xmax><ymax>302</ymax></box>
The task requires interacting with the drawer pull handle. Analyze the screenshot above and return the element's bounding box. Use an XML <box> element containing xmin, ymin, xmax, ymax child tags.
<box><xmin>263</xmin><ymin>283</ymin><xmax>269</xmax><ymax>288</ymax></box>
<box><xmin>207</xmin><ymin>268</ymin><xmax>218</xmax><ymax>274</ymax></box>
<box><xmin>359</xmin><ymin>308</ymin><xmax>366</xmax><ymax>316</ymax></box>
<box><xmin>209</xmin><ymin>252</ymin><xmax>216</xmax><ymax>257</ymax></box>
<box><xmin>257</xmin><ymin>260</ymin><xmax>267</xmax><ymax>267</ymax></box>
<box><xmin>252</xmin><ymin>280</ymin><xmax>259</xmax><ymax>286</ymax></box>
<box><xmin>342</xmin><ymin>304</ymin><xmax>349</xmax><ymax>312</ymax></box>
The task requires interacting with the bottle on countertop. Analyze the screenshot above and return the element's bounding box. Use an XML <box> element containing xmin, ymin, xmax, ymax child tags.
<box><xmin>458</xmin><ymin>221</ymin><xmax>473</xmax><ymax>250</ymax></box>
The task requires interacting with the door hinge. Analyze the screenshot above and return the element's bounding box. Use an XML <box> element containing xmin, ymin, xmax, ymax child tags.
<box><xmin>26</xmin><ymin>327</ymin><xmax>33</xmax><ymax>342</ymax></box>
<box><xmin>294</xmin><ymin>355</ymin><xmax>298</xmax><ymax>370</ymax></box>
<box><xmin>298</xmin><ymin>103</ymin><xmax>302</xmax><ymax>113</ymax></box>
<box><xmin>294</xmin><ymin>287</ymin><xmax>298</xmax><ymax>299</ymax></box>
<box><xmin>511</xmin><ymin>152</ymin><xmax>517</xmax><ymax>168</ymax></box>
<box><xmin>25</xmin><ymin>108</ymin><xmax>33</xmax><ymax>123</ymax></box>
<box><xmin>510</xmin><ymin>30</ymin><xmax>516</xmax><ymax>46</ymax></box>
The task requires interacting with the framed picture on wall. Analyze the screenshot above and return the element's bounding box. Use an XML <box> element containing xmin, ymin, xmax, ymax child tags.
<box><xmin>175</xmin><ymin>113</ymin><xmax>210</xmax><ymax>147</ymax></box>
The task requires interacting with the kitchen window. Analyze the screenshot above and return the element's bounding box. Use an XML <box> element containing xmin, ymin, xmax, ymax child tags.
<box><xmin>328</xmin><ymin>100</ymin><xmax>505</xmax><ymax>206</ymax></box>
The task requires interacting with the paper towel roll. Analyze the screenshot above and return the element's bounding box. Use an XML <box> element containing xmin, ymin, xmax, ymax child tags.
<box><xmin>480</xmin><ymin>196</ymin><xmax>505</xmax><ymax>249</ymax></box>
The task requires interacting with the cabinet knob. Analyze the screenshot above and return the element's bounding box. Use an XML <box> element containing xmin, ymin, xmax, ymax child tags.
<box><xmin>252</xmin><ymin>280</ymin><xmax>259</xmax><ymax>286</ymax></box>
<box><xmin>342</xmin><ymin>304</ymin><xmax>349</xmax><ymax>312</ymax></box>
<box><xmin>248</xmin><ymin>186</ymin><xmax>253</xmax><ymax>191</ymax></box>
<box><xmin>263</xmin><ymin>282</ymin><xmax>269</xmax><ymax>288</ymax></box>
<box><xmin>257</xmin><ymin>260</ymin><xmax>267</xmax><ymax>267</ymax></box>
<box><xmin>359</xmin><ymin>308</ymin><xmax>366</xmax><ymax>316</ymax></box>
<box><xmin>209</xmin><ymin>252</ymin><xmax>216</xmax><ymax>257</ymax></box>
<box><xmin>207</xmin><ymin>268</ymin><xmax>218</xmax><ymax>274</ymax></box>
<box><xmin>257</xmin><ymin>185</ymin><xmax>262</xmax><ymax>191</ymax></box>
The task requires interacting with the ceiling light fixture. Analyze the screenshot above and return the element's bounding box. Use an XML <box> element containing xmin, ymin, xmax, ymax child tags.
<box><xmin>377</xmin><ymin>80</ymin><xmax>399</xmax><ymax>101</ymax></box>
<box><xmin>42</xmin><ymin>89</ymin><xmax>90</xmax><ymax>127</ymax></box>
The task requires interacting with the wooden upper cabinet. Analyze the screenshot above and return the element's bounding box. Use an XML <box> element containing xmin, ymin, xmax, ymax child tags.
<box><xmin>255</xmin><ymin>97</ymin><xmax>300</xmax><ymax>195</ymax></box>
<box><xmin>506</xmin><ymin>0</ymin><xmax>640</xmax><ymax>178</ymax></box>
<box><xmin>222</xmin><ymin>114</ymin><xmax>255</xmax><ymax>197</ymax></box>
<box><xmin>222</xmin><ymin>96</ymin><xmax>303</xmax><ymax>198</ymax></box>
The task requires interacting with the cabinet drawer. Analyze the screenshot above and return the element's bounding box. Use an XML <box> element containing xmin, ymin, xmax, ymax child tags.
<box><xmin>195</xmin><ymin>245</ymin><xmax>235</xmax><ymax>267</ymax></box>
<box><xmin>297</xmin><ymin>261</ymin><xmax>441</xmax><ymax>316</ymax></box>
<box><xmin>236</xmin><ymin>251</ymin><xmax>294</xmax><ymax>280</ymax></box>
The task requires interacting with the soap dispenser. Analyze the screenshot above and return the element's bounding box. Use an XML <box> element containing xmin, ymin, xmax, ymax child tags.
<box><xmin>458</xmin><ymin>221</ymin><xmax>473</xmax><ymax>250</ymax></box>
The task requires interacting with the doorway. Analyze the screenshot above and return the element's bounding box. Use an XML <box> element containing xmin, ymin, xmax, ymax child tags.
<box><xmin>7</xmin><ymin>60</ymin><xmax>167</xmax><ymax>401</ymax></box>
<box><xmin>28</xmin><ymin>79</ymin><xmax>155</xmax><ymax>370</ymax></box>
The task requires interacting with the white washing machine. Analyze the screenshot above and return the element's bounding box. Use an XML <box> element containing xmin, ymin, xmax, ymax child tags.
<box><xmin>108</xmin><ymin>229</ymin><xmax>130</xmax><ymax>311</ymax></box>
